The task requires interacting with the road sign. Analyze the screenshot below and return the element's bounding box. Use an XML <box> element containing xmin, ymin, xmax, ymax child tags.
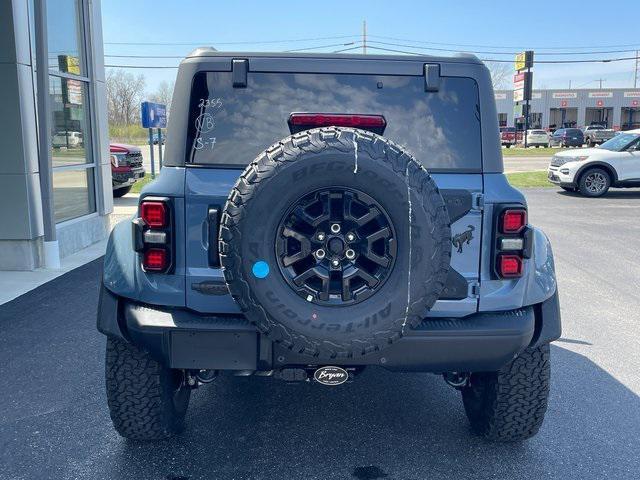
<box><xmin>513</xmin><ymin>71</ymin><xmax>532</xmax><ymax>102</ymax></box>
<box><xmin>514</xmin><ymin>103</ymin><xmax>529</xmax><ymax>119</ymax></box>
<box><xmin>515</xmin><ymin>51</ymin><xmax>534</xmax><ymax>72</ymax></box>
<box><xmin>141</xmin><ymin>101</ymin><xmax>167</xmax><ymax>129</ymax></box>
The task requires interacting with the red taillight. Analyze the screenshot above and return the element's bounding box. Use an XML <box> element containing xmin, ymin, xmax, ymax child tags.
<box><xmin>288</xmin><ymin>113</ymin><xmax>386</xmax><ymax>129</ymax></box>
<box><xmin>498</xmin><ymin>254</ymin><xmax>523</xmax><ymax>277</ymax></box>
<box><xmin>143</xmin><ymin>248</ymin><xmax>168</xmax><ymax>271</ymax></box>
<box><xmin>141</xmin><ymin>201</ymin><xmax>167</xmax><ymax>228</ymax></box>
<box><xmin>501</xmin><ymin>209</ymin><xmax>527</xmax><ymax>234</ymax></box>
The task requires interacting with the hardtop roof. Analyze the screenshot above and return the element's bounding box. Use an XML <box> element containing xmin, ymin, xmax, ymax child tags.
<box><xmin>185</xmin><ymin>47</ymin><xmax>483</xmax><ymax>65</ymax></box>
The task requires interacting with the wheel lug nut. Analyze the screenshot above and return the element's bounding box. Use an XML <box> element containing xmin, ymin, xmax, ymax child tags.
<box><xmin>317</xmin><ymin>232</ymin><xmax>326</xmax><ymax>241</ymax></box>
<box><xmin>331</xmin><ymin>259</ymin><xmax>340</xmax><ymax>267</ymax></box>
<box><xmin>346</xmin><ymin>233</ymin><xmax>355</xmax><ymax>242</ymax></box>
<box><xmin>330</xmin><ymin>223</ymin><xmax>341</xmax><ymax>234</ymax></box>
<box><xmin>345</xmin><ymin>249</ymin><xmax>356</xmax><ymax>260</ymax></box>
<box><xmin>315</xmin><ymin>249</ymin><xmax>326</xmax><ymax>259</ymax></box>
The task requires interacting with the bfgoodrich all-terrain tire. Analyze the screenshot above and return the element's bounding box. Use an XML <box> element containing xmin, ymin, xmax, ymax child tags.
<box><xmin>219</xmin><ymin>127</ymin><xmax>451</xmax><ymax>359</ymax></box>
<box><xmin>105</xmin><ymin>338</ymin><xmax>190</xmax><ymax>440</ymax></box>
<box><xmin>461</xmin><ymin>344</ymin><xmax>551</xmax><ymax>441</ymax></box>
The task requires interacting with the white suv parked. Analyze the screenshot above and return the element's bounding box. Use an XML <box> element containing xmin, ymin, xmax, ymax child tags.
<box><xmin>526</xmin><ymin>129</ymin><xmax>550</xmax><ymax>147</ymax></box>
<box><xmin>547</xmin><ymin>129</ymin><xmax>640</xmax><ymax>196</ymax></box>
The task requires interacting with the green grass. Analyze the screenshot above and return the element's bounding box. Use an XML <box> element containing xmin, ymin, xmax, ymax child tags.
<box><xmin>128</xmin><ymin>171</ymin><xmax>552</xmax><ymax>194</ymax></box>
<box><xmin>506</xmin><ymin>171</ymin><xmax>555</xmax><ymax>188</ymax></box>
<box><xmin>130</xmin><ymin>174</ymin><xmax>154</xmax><ymax>193</ymax></box>
<box><xmin>502</xmin><ymin>146</ymin><xmax>570</xmax><ymax>156</ymax></box>
<box><xmin>109</xmin><ymin>124</ymin><xmax>149</xmax><ymax>145</ymax></box>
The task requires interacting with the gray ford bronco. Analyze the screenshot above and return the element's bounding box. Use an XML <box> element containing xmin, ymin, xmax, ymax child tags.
<box><xmin>98</xmin><ymin>49</ymin><xmax>561</xmax><ymax>442</ymax></box>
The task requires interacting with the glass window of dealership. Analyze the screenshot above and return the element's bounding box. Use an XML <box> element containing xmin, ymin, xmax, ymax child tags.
<box><xmin>48</xmin><ymin>0</ymin><xmax>96</xmax><ymax>223</ymax></box>
<box><xmin>0</xmin><ymin>0</ymin><xmax>111</xmax><ymax>270</ymax></box>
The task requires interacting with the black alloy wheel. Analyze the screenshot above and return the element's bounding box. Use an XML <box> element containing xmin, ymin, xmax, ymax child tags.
<box><xmin>275</xmin><ymin>187</ymin><xmax>397</xmax><ymax>306</ymax></box>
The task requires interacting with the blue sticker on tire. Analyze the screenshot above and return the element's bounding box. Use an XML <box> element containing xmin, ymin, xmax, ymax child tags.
<box><xmin>252</xmin><ymin>261</ymin><xmax>270</xmax><ymax>279</ymax></box>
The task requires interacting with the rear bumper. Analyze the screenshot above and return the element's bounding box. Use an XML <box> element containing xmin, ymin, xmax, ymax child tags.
<box><xmin>98</xmin><ymin>285</ymin><xmax>560</xmax><ymax>373</ymax></box>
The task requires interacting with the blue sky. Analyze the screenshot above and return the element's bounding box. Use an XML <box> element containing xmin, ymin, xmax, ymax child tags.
<box><xmin>101</xmin><ymin>0</ymin><xmax>640</xmax><ymax>94</ymax></box>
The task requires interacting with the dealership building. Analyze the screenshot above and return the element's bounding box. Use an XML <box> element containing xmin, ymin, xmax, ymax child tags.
<box><xmin>0</xmin><ymin>0</ymin><xmax>112</xmax><ymax>271</ymax></box>
<box><xmin>495</xmin><ymin>88</ymin><xmax>640</xmax><ymax>131</ymax></box>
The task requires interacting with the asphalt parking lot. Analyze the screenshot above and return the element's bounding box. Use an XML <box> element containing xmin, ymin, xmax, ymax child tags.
<box><xmin>1</xmin><ymin>188</ymin><xmax>639</xmax><ymax>480</ymax></box>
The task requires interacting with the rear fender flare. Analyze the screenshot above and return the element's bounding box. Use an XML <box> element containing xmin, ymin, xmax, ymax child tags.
<box><xmin>522</xmin><ymin>227</ymin><xmax>557</xmax><ymax>306</ymax></box>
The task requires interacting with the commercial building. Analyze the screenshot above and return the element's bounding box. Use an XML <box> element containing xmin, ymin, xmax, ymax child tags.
<box><xmin>0</xmin><ymin>0</ymin><xmax>112</xmax><ymax>270</ymax></box>
<box><xmin>495</xmin><ymin>88</ymin><xmax>640</xmax><ymax>131</ymax></box>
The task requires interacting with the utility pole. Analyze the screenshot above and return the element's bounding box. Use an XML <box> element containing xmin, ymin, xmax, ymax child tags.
<box><xmin>362</xmin><ymin>20</ymin><xmax>367</xmax><ymax>55</ymax></box>
<box><xmin>568</xmin><ymin>80</ymin><xmax>571</xmax><ymax>89</ymax></box>
<box><xmin>598</xmin><ymin>78</ymin><xmax>604</xmax><ymax>89</ymax></box>
<box><xmin>634</xmin><ymin>50</ymin><xmax>639</xmax><ymax>88</ymax></box>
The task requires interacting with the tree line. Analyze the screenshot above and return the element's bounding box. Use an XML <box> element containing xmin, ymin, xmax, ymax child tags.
<box><xmin>106</xmin><ymin>69</ymin><xmax>174</xmax><ymax>126</ymax></box>
<box><xmin>106</xmin><ymin>64</ymin><xmax>512</xmax><ymax>128</ymax></box>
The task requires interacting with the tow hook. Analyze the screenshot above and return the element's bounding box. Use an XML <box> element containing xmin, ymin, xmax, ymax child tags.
<box><xmin>443</xmin><ymin>372</ymin><xmax>470</xmax><ymax>389</ymax></box>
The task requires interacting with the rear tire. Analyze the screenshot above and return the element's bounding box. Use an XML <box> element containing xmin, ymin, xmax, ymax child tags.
<box><xmin>578</xmin><ymin>167</ymin><xmax>611</xmax><ymax>197</ymax></box>
<box><xmin>105</xmin><ymin>338</ymin><xmax>190</xmax><ymax>440</ymax></box>
<box><xmin>113</xmin><ymin>186</ymin><xmax>132</xmax><ymax>198</ymax></box>
<box><xmin>461</xmin><ymin>344</ymin><xmax>550</xmax><ymax>442</ymax></box>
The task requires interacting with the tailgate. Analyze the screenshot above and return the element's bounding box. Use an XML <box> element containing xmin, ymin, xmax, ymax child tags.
<box><xmin>183</xmin><ymin>62</ymin><xmax>484</xmax><ymax>317</ymax></box>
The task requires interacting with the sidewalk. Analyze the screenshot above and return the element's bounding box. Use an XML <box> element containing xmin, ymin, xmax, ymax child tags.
<box><xmin>0</xmin><ymin>194</ymin><xmax>139</xmax><ymax>306</ymax></box>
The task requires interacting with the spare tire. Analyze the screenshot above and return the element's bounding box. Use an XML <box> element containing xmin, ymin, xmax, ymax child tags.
<box><xmin>220</xmin><ymin>127</ymin><xmax>451</xmax><ymax>359</ymax></box>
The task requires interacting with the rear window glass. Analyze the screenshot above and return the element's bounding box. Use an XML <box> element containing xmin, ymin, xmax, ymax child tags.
<box><xmin>530</xmin><ymin>130</ymin><xmax>546</xmax><ymax>135</ymax></box>
<box><xmin>186</xmin><ymin>71</ymin><xmax>482</xmax><ymax>171</ymax></box>
<box><xmin>566</xmin><ymin>128</ymin><xmax>582</xmax><ymax>134</ymax></box>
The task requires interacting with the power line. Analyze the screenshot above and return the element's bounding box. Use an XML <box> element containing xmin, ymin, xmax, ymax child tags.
<box><xmin>284</xmin><ymin>42</ymin><xmax>357</xmax><ymax>52</ymax></box>
<box><xmin>364</xmin><ymin>45</ymin><xmax>638</xmax><ymax>64</ymax></box>
<box><xmin>104</xmin><ymin>42</ymin><xmax>640</xmax><ymax>61</ymax></box>
<box><xmin>105</xmin><ymin>64</ymin><xmax>178</xmax><ymax>69</ymax></box>
<box><xmin>105</xmin><ymin>54</ymin><xmax>185</xmax><ymax>59</ymax></box>
<box><xmin>103</xmin><ymin>42</ymin><xmax>359</xmax><ymax>57</ymax></box>
<box><xmin>367</xmin><ymin>34</ymin><xmax>640</xmax><ymax>51</ymax></box>
<box><xmin>333</xmin><ymin>45</ymin><xmax>363</xmax><ymax>53</ymax></box>
<box><xmin>367</xmin><ymin>40</ymin><xmax>639</xmax><ymax>56</ymax></box>
<box><xmin>104</xmin><ymin>34</ymin><xmax>359</xmax><ymax>46</ymax></box>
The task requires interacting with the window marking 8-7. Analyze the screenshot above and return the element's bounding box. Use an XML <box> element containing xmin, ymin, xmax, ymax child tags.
<box><xmin>192</xmin><ymin>97</ymin><xmax>223</xmax><ymax>152</ymax></box>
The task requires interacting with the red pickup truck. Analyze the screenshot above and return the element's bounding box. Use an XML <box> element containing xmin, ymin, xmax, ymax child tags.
<box><xmin>110</xmin><ymin>143</ymin><xmax>146</xmax><ymax>197</ymax></box>
<box><xmin>500</xmin><ymin>127</ymin><xmax>515</xmax><ymax>147</ymax></box>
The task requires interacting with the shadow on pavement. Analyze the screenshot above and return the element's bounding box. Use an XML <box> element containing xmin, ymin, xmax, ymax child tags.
<box><xmin>557</xmin><ymin>189</ymin><xmax>640</xmax><ymax>199</ymax></box>
<box><xmin>0</xmin><ymin>260</ymin><xmax>638</xmax><ymax>479</ymax></box>
<box><xmin>100</xmin><ymin>346</ymin><xmax>639</xmax><ymax>480</ymax></box>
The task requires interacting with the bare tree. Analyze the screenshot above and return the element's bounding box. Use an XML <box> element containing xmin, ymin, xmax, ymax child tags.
<box><xmin>106</xmin><ymin>69</ymin><xmax>146</xmax><ymax>125</ymax></box>
<box><xmin>485</xmin><ymin>61</ymin><xmax>512</xmax><ymax>90</ymax></box>
<box><xmin>149</xmin><ymin>80</ymin><xmax>175</xmax><ymax>116</ymax></box>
